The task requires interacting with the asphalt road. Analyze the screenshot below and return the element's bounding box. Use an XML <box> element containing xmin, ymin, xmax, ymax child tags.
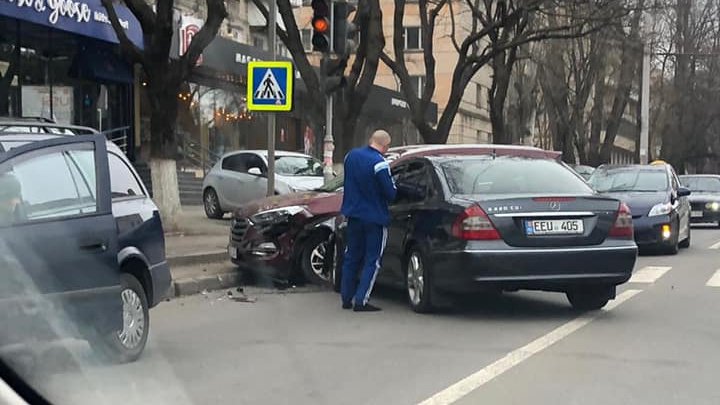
<box><xmin>33</xmin><ymin>226</ymin><xmax>720</xmax><ymax>405</ymax></box>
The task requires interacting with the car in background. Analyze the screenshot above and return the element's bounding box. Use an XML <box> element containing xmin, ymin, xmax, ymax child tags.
<box><xmin>679</xmin><ymin>174</ymin><xmax>720</xmax><ymax>227</ymax></box>
<box><xmin>0</xmin><ymin>123</ymin><xmax>170</xmax><ymax>363</ymax></box>
<box><xmin>202</xmin><ymin>150</ymin><xmax>325</xmax><ymax>219</ymax></box>
<box><xmin>589</xmin><ymin>163</ymin><xmax>691</xmax><ymax>254</ymax></box>
<box><xmin>570</xmin><ymin>164</ymin><xmax>595</xmax><ymax>180</ymax></box>
<box><xmin>228</xmin><ymin>144</ymin><xmax>561</xmax><ymax>286</ymax></box>
<box><xmin>332</xmin><ymin>147</ymin><xmax>637</xmax><ymax>312</ymax></box>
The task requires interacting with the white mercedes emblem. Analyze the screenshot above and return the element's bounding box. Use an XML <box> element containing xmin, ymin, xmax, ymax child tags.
<box><xmin>549</xmin><ymin>201</ymin><xmax>561</xmax><ymax>211</ymax></box>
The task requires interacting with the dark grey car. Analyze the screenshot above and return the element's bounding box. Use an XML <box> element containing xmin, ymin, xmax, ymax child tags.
<box><xmin>680</xmin><ymin>175</ymin><xmax>720</xmax><ymax>227</ymax></box>
<box><xmin>334</xmin><ymin>150</ymin><xmax>638</xmax><ymax>313</ymax></box>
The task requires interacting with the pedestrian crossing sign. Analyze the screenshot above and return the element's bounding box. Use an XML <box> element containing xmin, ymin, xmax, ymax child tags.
<box><xmin>247</xmin><ymin>61</ymin><xmax>294</xmax><ymax>112</ymax></box>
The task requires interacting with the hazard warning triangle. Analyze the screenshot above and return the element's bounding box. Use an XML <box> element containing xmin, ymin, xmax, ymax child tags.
<box><xmin>254</xmin><ymin>69</ymin><xmax>285</xmax><ymax>102</ymax></box>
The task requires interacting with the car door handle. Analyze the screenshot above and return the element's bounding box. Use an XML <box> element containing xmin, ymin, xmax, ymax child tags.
<box><xmin>78</xmin><ymin>238</ymin><xmax>108</xmax><ymax>252</ymax></box>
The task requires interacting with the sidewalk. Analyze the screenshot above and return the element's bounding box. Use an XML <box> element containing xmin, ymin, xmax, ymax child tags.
<box><xmin>164</xmin><ymin>206</ymin><xmax>239</xmax><ymax>296</ymax></box>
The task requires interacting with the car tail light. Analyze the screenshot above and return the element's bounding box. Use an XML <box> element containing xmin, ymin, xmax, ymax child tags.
<box><xmin>452</xmin><ymin>205</ymin><xmax>500</xmax><ymax>240</ymax></box>
<box><xmin>609</xmin><ymin>202</ymin><xmax>633</xmax><ymax>238</ymax></box>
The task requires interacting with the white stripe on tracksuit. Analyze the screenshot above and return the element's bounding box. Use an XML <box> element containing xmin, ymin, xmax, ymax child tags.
<box><xmin>363</xmin><ymin>226</ymin><xmax>388</xmax><ymax>305</ymax></box>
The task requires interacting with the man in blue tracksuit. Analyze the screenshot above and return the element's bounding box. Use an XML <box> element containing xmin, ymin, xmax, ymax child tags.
<box><xmin>340</xmin><ymin>130</ymin><xmax>397</xmax><ymax>312</ymax></box>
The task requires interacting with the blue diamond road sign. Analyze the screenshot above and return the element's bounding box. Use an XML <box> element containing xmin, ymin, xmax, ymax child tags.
<box><xmin>247</xmin><ymin>61</ymin><xmax>294</xmax><ymax>112</ymax></box>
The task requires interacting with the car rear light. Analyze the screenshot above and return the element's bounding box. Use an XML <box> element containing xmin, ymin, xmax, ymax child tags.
<box><xmin>452</xmin><ymin>205</ymin><xmax>500</xmax><ymax>240</ymax></box>
<box><xmin>609</xmin><ymin>202</ymin><xmax>633</xmax><ymax>238</ymax></box>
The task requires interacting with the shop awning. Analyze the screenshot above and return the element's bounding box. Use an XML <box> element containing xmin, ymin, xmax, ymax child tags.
<box><xmin>69</xmin><ymin>49</ymin><xmax>133</xmax><ymax>84</ymax></box>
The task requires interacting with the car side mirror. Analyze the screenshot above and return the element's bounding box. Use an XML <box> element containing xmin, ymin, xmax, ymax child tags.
<box><xmin>248</xmin><ymin>167</ymin><xmax>263</xmax><ymax>176</ymax></box>
<box><xmin>678</xmin><ymin>187</ymin><xmax>691</xmax><ymax>197</ymax></box>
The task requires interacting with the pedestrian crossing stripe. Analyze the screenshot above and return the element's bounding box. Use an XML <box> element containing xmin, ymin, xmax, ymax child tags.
<box><xmin>706</xmin><ymin>270</ymin><xmax>720</xmax><ymax>287</ymax></box>
<box><xmin>247</xmin><ymin>61</ymin><xmax>294</xmax><ymax>112</ymax></box>
<box><xmin>628</xmin><ymin>266</ymin><xmax>672</xmax><ymax>284</ymax></box>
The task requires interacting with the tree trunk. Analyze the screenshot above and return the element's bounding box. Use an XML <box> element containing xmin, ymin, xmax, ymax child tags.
<box><xmin>490</xmin><ymin>50</ymin><xmax>515</xmax><ymax>144</ymax></box>
<box><xmin>150</xmin><ymin>159</ymin><xmax>182</xmax><ymax>231</ymax></box>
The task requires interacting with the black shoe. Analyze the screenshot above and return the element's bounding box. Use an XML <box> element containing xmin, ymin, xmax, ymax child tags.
<box><xmin>342</xmin><ymin>302</ymin><xmax>352</xmax><ymax>310</ymax></box>
<box><xmin>353</xmin><ymin>303</ymin><xmax>382</xmax><ymax>312</ymax></box>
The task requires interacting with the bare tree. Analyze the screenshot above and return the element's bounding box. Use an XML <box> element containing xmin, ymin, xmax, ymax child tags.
<box><xmin>381</xmin><ymin>0</ymin><xmax>631</xmax><ymax>145</ymax></box>
<box><xmin>102</xmin><ymin>0</ymin><xmax>227</xmax><ymax>227</ymax></box>
<box><xmin>251</xmin><ymin>0</ymin><xmax>385</xmax><ymax>152</ymax></box>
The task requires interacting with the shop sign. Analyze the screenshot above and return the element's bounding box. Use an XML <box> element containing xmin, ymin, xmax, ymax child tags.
<box><xmin>0</xmin><ymin>0</ymin><xmax>143</xmax><ymax>48</ymax></box>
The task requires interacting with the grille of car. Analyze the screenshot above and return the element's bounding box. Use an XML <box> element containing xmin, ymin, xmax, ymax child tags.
<box><xmin>231</xmin><ymin>218</ymin><xmax>250</xmax><ymax>243</ymax></box>
<box><xmin>691</xmin><ymin>202</ymin><xmax>705</xmax><ymax>211</ymax></box>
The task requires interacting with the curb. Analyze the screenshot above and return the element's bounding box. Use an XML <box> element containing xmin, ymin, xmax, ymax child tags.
<box><xmin>167</xmin><ymin>250</ymin><xmax>228</xmax><ymax>267</ymax></box>
<box><xmin>170</xmin><ymin>271</ymin><xmax>242</xmax><ymax>298</ymax></box>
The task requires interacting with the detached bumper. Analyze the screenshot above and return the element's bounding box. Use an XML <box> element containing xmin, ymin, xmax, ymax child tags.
<box><xmin>429</xmin><ymin>243</ymin><xmax>637</xmax><ymax>293</ymax></box>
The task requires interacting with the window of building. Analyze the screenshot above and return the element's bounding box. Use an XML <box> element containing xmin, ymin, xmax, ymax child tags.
<box><xmin>476</xmin><ymin>83</ymin><xmax>483</xmax><ymax>109</ymax></box>
<box><xmin>301</xmin><ymin>29</ymin><xmax>313</xmax><ymax>51</ymax></box>
<box><xmin>404</xmin><ymin>26</ymin><xmax>422</xmax><ymax>50</ymax></box>
<box><xmin>410</xmin><ymin>75</ymin><xmax>425</xmax><ymax>97</ymax></box>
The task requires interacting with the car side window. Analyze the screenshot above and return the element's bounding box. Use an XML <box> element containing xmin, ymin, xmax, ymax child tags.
<box><xmin>222</xmin><ymin>154</ymin><xmax>248</xmax><ymax>173</ymax></box>
<box><xmin>394</xmin><ymin>161</ymin><xmax>430</xmax><ymax>204</ymax></box>
<box><xmin>245</xmin><ymin>154</ymin><xmax>267</xmax><ymax>175</ymax></box>
<box><xmin>0</xmin><ymin>148</ymin><xmax>97</xmax><ymax>227</ymax></box>
<box><xmin>108</xmin><ymin>153</ymin><xmax>145</xmax><ymax>199</ymax></box>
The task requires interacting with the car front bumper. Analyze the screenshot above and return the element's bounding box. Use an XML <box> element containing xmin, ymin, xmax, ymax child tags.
<box><xmin>228</xmin><ymin>218</ymin><xmax>295</xmax><ymax>281</ymax></box>
<box><xmin>429</xmin><ymin>242</ymin><xmax>637</xmax><ymax>293</ymax></box>
<box><xmin>689</xmin><ymin>204</ymin><xmax>720</xmax><ymax>223</ymax></box>
<box><xmin>632</xmin><ymin>214</ymin><xmax>677</xmax><ymax>247</ymax></box>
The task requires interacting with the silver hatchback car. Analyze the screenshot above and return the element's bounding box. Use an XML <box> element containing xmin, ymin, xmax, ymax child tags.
<box><xmin>202</xmin><ymin>150</ymin><xmax>325</xmax><ymax>218</ymax></box>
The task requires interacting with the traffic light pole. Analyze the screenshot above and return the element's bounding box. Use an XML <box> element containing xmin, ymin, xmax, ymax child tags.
<box><xmin>266</xmin><ymin>0</ymin><xmax>277</xmax><ymax>196</ymax></box>
<box><xmin>323</xmin><ymin>2</ymin><xmax>335</xmax><ymax>183</ymax></box>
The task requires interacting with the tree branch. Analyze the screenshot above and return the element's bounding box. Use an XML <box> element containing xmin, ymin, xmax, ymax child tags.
<box><xmin>101</xmin><ymin>0</ymin><xmax>145</xmax><ymax>64</ymax></box>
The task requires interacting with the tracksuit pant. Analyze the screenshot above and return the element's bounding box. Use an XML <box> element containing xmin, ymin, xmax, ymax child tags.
<box><xmin>341</xmin><ymin>217</ymin><xmax>388</xmax><ymax>306</ymax></box>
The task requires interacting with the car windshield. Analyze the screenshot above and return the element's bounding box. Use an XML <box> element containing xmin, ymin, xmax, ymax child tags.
<box><xmin>680</xmin><ymin>177</ymin><xmax>720</xmax><ymax>192</ymax></box>
<box><xmin>589</xmin><ymin>168</ymin><xmax>668</xmax><ymax>192</ymax></box>
<box><xmin>275</xmin><ymin>155</ymin><xmax>323</xmax><ymax>176</ymax></box>
<box><xmin>441</xmin><ymin>156</ymin><xmax>592</xmax><ymax>195</ymax></box>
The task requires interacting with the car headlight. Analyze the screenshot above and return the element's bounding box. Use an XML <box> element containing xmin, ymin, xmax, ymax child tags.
<box><xmin>250</xmin><ymin>205</ymin><xmax>310</xmax><ymax>225</ymax></box>
<box><xmin>706</xmin><ymin>202</ymin><xmax>720</xmax><ymax>211</ymax></box>
<box><xmin>648</xmin><ymin>202</ymin><xmax>672</xmax><ymax>217</ymax></box>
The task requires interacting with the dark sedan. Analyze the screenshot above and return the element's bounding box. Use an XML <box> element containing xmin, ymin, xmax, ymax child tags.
<box><xmin>589</xmin><ymin>164</ymin><xmax>691</xmax><ymax>254</ymax></box>
<box><xmin>680</xmin><ymin>175</ymin><xmax>720</xmax><ymax>227</ymax></box>
<box><xmin>333</xmin><ymin>150</ymin><xmax>637</xmax><ymax>312</ymax></box>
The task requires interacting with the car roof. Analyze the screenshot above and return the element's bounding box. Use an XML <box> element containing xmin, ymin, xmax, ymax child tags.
<box><xmin>0</xmin><ymin>133</ymin><xmax>126</xmax><ymax>155</ymax></box>
<box><xmin>221</xmin><ymin>150</ymin><xmax>316</xmax><ymax>159</ymax></box>
<box><xmin>597</xmin><ymin>164</ymin><xmax>667</xmax><ymax>172</ymax></box>
<box><xmin>390</xmin><ymin>144</ymin><xmax>561</xmax><ymax>163</ymax></box>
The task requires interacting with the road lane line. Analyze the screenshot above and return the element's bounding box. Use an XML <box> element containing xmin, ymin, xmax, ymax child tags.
<box><xmin>628</xmin><ymin>266</ymin><xmax>672</xmax><ymax>284</ymax></box>
<box><xmin>417</xmin><ymin>289</ymin><xmax>643</xmax><ymax>405</ymax></box>
<box><xmin>709</xmin><ymin>240</ymin><xmax>720</xmax><ymax>250</ymax></box>
<box><xmin>706</xmin><ymin>270</ymin><xmax>720</xmax><ymax>287</ymax></box>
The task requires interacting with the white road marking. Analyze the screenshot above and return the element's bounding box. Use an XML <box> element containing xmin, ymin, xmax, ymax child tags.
<box><xmin>706</xmin><ymin>270</ymin><xmax>720</xmax><ymax>287</ymax></box>
<box><xmin>628</xmin><ymin>266</ymin><xmax>672</xmax><ymax>284</ymax></box>
<box><xmin>709</xmin><ymin>240</ymin><xmax>720</xmax><ymax>250</ymax></box>
<box><xmin>417</xmin><ymin>289</ymin><xmax>643</xmax><ymax>405</ymax></box>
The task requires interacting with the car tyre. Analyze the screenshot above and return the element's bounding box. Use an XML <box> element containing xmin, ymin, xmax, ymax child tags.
<box><xmin>405</xmin><ymin>248</ymin><xmax>434</xmax><ymax>313</ymax></box>
<box><xmin>203</xmin><ymin>188</ymin><xmax>224</xmax><ymax>219</ymax></box>
<box><xmin>94</xmin><ymin>274</ymin><xmax>149</xmax><ymax>363</ymax></box>
<box><xmin>566</xmin><ymin>285</ymin><xmax>614</xmax><ymax>311</ymax></box>
<box><xmin>679</xmin><ymin>225</ymin><xmax>691</xmax><ymax>248</ymax></box>
<box><xmin>301</xmin><ymin>232</ymin><xmax>332</xmax><ymax>286</ymax></box>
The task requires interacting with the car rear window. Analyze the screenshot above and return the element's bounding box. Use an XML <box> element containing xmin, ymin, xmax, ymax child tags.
<box><xmin>440</xmin><ymin>156</ymin><xmax>592</xmax><ymax>195</ymax></box>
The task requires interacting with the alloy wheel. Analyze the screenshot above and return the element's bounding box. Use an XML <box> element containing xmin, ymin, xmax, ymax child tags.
<box><xmin>407</xmin><ymin>252</ymin><xmax>424</xmax><ymax>306</ymax></box>
<box><xmin>118</xmin><ymin>288</ymin><xmax>146</xmax><ymax>350</ymax></box>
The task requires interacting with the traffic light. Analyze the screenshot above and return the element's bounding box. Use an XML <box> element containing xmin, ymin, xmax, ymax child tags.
<box><xmin>311</xmin><ymin>0</ymin><xmax>331</xmax><ymax>53</ymax></box>
<box><xmin>333</xmin><ymin>2</ymin><xmax>358</xmax><ymax>56</ymax></box>
<box><xmin>320</xmin><ymin>56</ymin><xmax>346</xmax><ymax>94</ymax></box>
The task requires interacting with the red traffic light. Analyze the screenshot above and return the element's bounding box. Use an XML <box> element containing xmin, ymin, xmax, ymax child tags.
<box><xmin>312</xmin><ymin>16</ymin><xmax>329</xmax><ymax>33</ymax></box>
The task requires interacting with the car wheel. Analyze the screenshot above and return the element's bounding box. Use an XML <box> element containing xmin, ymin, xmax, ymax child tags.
<box><xmin>301</xmin><ymin>232</ymin><xmax>332</xmax><ymax>286</ymax></box>
<box><xmin>95</xmin><ymin>274</ymin><xmax>149</xmax><ymax>363</ymax></box>
<box><xmin>679</xmin><ymin>225</ymin><xmax>691</xmax><ymax>248</ymax></box>
<box><xmin>406</xmin><ymin>248</ymin><xmax>433</xmax><ymax>313</ymax></box>
<box><xmin>566</xmin><ymin>285</ymin><xmax>614</xmax><ymax>311</ymax></box>
<box><xmin>203</xmin><ymin>188</ymin><xmax>224</xmax><ymax>219</ymax></box>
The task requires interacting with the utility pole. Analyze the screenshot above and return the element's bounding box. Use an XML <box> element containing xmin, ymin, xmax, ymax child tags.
<box><xmin>323</xmin><ymin>2</ymin><xmax>335</xmax><ymax>183</ymax></box>
<box><xmin>640</xmin><ymin>42</ymin><xmax>650</xmax><ymax>164</ymax></box>
<box><xmin>267</xmin><ymin>0</ymin><xmax>277</xmax><ymax>196</ymax></box>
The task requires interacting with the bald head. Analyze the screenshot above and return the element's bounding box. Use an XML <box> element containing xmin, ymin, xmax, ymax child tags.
<box><xmin>369</xmin><ymin>130</ymin><xmax>391</xmax><ymax>154</ymax></box>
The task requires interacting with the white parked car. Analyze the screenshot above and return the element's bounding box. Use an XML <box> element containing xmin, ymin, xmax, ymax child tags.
<box><xmin>202</xmin><ymin>150</ymin><xmax>325</xmax><ymax>218</ymax></box>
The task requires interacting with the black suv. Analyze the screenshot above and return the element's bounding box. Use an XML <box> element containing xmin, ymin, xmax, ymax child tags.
<box><xmin>0</xmin><ymin>121</ymin><xmax>170</xmax><ymax>363</ymax></box>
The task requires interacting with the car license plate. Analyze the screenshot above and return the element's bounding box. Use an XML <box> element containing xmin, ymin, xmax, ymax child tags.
<box><xmin>525</xmin><ymin>219</ymin><xmax>584</xmax><ymax>235</ymax></box>
<box><xmin>228</xmin><ymin>246</ymin><xmax>238</xmax><ymax>259</ymax></box>
<box><xmin>691</xmin><ymin>210</ymin><xmax>703</xmax><ymax>218</ymax></box>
